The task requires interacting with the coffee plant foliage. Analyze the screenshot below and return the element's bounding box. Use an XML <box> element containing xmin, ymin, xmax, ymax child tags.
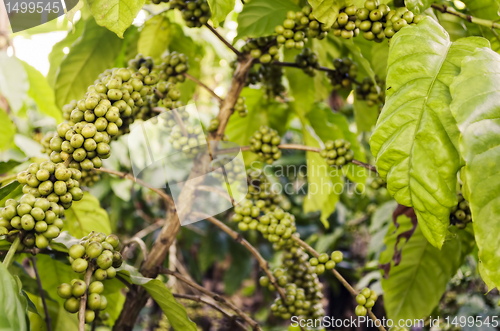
<box><xmin>1</xmin><ymin>0</ymin><xmax>500</xmax><ymax>330</ymax></box>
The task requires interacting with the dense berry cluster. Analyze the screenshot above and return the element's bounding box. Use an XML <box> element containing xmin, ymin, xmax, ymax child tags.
<box><xmin>384</xmin><ymin>6</ymin><xmax>424</xmax><ymax>38</ymax></box>
<box><xmin>355</xmin><ymin>76</ymin><xmax>385</xmax><ymax>107</ymax></box>
<box><xmin>370</xmin><ymin>177</ymin><xmax>386</xmax><ymax>190</ymax></box>
<box><xmin>246</xmin><ymin>169</ymin><xmax>287</xmax><ymax>213</ymax></box>
<box><xmin>259</xmin><ymin>65</ymin><xmax>286</xmax><ymax>99</ymax></box>
<box><xmin>232</xmin><ymin>199</ymin><xmax>262</xmax><ymax>232</ymax></box>
<box><xmin>355</xmin><ymin>287</ymin><xmax>378</xmax><ymax>316</ymax></box>
<box><xmin>234</xmin><ymin>97</ymin><xmax>248</xmax><ymax>117</ymax></box>
<box><xmin>294</xmin><ymin>48</ymin><xmax>319</xmax><ymax>76</ymax></box>
<box><xmin>159</xmin><ymin>52</ymin><xmax>189</xmax><ymax>84</ymax></box>
<box><xmin>257</xmin><ymin>208</ymin><xmax>296</xmax><ymax>248</ymax></box>
<box><xmin>249</xmin><ymin>126</ymin><xmax>282</xmax><ymax>164</ymax></box>
<box><xmin>58</xmin><ymin>232</ymin><xmax>123</xmax><ymax>323</ymax></box>
<box><xmin>309</xmin><ymin>250</ymin><xmax>343</xmax><ymax>275</ymax></box>
<box><xmin>450</xmin><ymin>193</ymin><xmax>472</xmax><ymax>229</ymax></box>
<box><xmin>332</xmin><ymin>5</ymin><xmax>360</xmax><ymax>39</ymax></box>
<box><xmin>168</xmin><ymin>124</ymin><xmax>206</xmax><ymax>156</ymax></box>
<box><xmin>169</xmin><ymin>0</ymin><xmax>211</xmax><ymax>27</ymax></box>
<box><xmin>327</xmin><ymin>57</ymin><xmax>358</xmax><ymax>90</ymax></box>
<box><xmin>243</xmin><ymin>36</ymin><xmax>280</xmax><ymax>64</ymax></box>
<box><xmin>275</xmin><ymin>7</ymin><xmax>330</xmax><ymax>50</ymax></box>
<box><xmin>80</xmin><ymin>169</ymin><xmax>101</xmax><ymax>187</ymax></box>
<box><xmin>320</xmin><ymin>139</ymin><xmax>354</xmax><ymax>168</ymax></box>
<box><xmin>213</xmin><ymin>157</ymin><xmax>246</xmax><ymax>184</ymax></box>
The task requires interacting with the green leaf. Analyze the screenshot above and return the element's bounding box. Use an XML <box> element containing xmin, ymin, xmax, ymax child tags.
<box><xmin>0</xmin><ymin>181</ymin><xmax>20</xmax><ymax>202</ymax></box>
<box><xmin>20</xmin><ymin>61</ymin><xmax>62</xmax><ymax>122</ymax></box>
<box><xmin>369</xmin><ymin>18</ymin><xmax>490</xmax><ymax>248</ymax></box>
<box><xmin>353</xmin><ymin>95</ymin><xmax>378</xmax><ymax>132</ymax></box>
<box><xmin>450</xmin><ymin>47</ymin><xmax>500</xmax><ymax>291</ymax></box>
<box><xmin>0</xmin><ymin>108</ymin><xmax>15</xmax><ymax>150</ymax></box>
<box><xmin>0</xmin><ymin>160</ymin><xmax>21</xmax><ymax>174</ymax></box>
<box><xmin>138</xmin><ymin>16</ymin><xmax>172</xmax><ymax>61</ymax></box>
<box><xmin>310</xmin><ymin>0</ymin><xmax>352</xmax><ymax>27</ymax></box>
<box><xmin>0</xmin><ymin>51</ymin><xmax>29</xmax><ymax>113</ymax></box>
<box><xmin>0</xmin><ymin>263</ymin><xmax>28</xmax><ymax>331</ymax></box>
<box><xmin>141</xmin><ymin>280</ymin><xmax>197</xmax><ymax>331</ymax></box>
<box><xmin>380</xmin><ymin>215</ymin><xmax>474</xmax><ymax>320</ymax></box>
<box><xmin>236</xmin><ymin>0</ymin><xmax>300</xmax><ymax>39</ymax></box>
<box><xmin>405</xmin><ymin>0</ymin><xmax>434</xmax><ymax>14</ymax></box>
<box><xmin>35</xmin><ymin>255</ymin><xmax>78</xmax><ymax>306</ymax></box>
<box><xmin>208</xmin><ymin>0</ymin><xmax>235</xmax><ymax>27</ymax></box>
<box><xmin>64</xmin><ymin>192</ymin><xmax>111</xmax><ymax>238</ymax></box>
<box><xmin>54</xmin><ymin>19</ymin><xmax>124</xmax><ymax>109</ymax></box>
<box><xmin>302</xmin><ymin>126</ymin><xmax>342</xmax><ymax>228</ymax></box>
<box><xmin>224</xmin><ymin>240</ymin><xmax>252</xmax><ymax>294</ymax></box>
<box><xmin>47</xmin><ymin>20</ymin><xmax>85</xmax><ymax>87</ymax></box>
<box><xmin>87</xmin><ymin>0</ymin><xmax>146</xmax><ymax>38</ymax></box>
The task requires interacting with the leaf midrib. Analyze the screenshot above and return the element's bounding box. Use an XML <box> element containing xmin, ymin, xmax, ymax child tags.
<box><xmin>406</xmin><ymin>40</ymin><xmax>452</xmax><ymax>244</ymax></box>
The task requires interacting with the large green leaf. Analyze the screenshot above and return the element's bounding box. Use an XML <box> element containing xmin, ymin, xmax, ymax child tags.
<box><xmin>405</xmin><ymin>0</ymin><xmax>434</xmax><ymax>14</ymax></box>
<box><xmin>369</xmin><ymin>18</ymin><xmax>490</xmax><ymax>248</ymax></box>
<box><xmin>138</xmin><ymin>15</ymin><xmax>172</xmax><ymax>62</ymax></box>
<box><xmin>0</xmin><ymin>108</ymin><xmax>15</xmax><ymax>151</ymax></box>
<box><xmin>461</xmin><ymin>0</ymin><xmax>500</xmax><ymax>52</ymax></box>
<box><xmin>87</xmin><ymin>0</ymin><xmax>146</xmax><ymax>38</ymax></box>
<box><xmin>380</xmin><ymin>215</ymin><xmax>474</xmax><ymax>320</ymax></box>
<box><xmin>208</xmin><ymin>0</ymin><xmax>235</xmax><ymax>27</ymax></box>
<box><xmin>310</xmin><ymin>0</ymin><xmax>352</xmax><ymax>27</ymax></box>
<box><xmin>47</xmin><ymin>21</ymin><xmax>85</xmax><ymax>87</ymax></box>
<box><xmin>236</xmin><ymin>0</ymin><xmax>300</xmax><ymax>39</ymax></box>
<box><xmin>0</xmin><ymin>263</ymin><xmax>28</xmax><ymax>330</ymax></box>
<box><xmin>302</xmin><ymin>126</ymin><xmax>342</xmax><ymax>228</ymax></box>
<box><xmin>450</xmin><ymin>47</ymin><xmax>500</xmax><ymax>290</ymax></box>
<box><xmin>64</xmin><ymin>192</ymin><xmax>111</xmax><ymax>238</ymax></box>
<box><xmin>54</xmin><ymin>19</ymin><xmax>123</xmax><ymax>109</ymax></box>
<box><xmin>353</xmin><ymin>95</ymin><xmax>379</xmax><ymax>132</ymax></box>
<box><xmin>0</xmin><ymin>51</ymin><xmax>28</xmax><ymax>113</ymax></box>
<box><xmin>20</xmin><ymin>61</ymin><xmax>63</xmax><ymax>122</ymax></box>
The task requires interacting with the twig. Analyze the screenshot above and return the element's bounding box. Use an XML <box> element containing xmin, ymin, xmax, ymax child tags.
<box><xmin>2</xmin><ymin>236</ymin><xmax>21</xmax><ymax>268</ymax></box>
<box><xmin>122</xmin><ymin>237</ymin><xmax>149</xmax><ymax>261</ymax></box>
<box><xmin>291</xmin><ymin>235</ymin><xmax>386</xmax><ymax>331</ymax></box>
<box><xmin>270</xmin><ymin>61</ymin><xmax>337</xmax><ymax>74</ymax></box>
<box><xmin>97</xmin><ymin>168</ymin><xmax>174</xmax><ymax>206</ymax></box>
<box><xmin>432</xmin><ymin>3</ymin><xmax>500</xmax><ymax>30</ymax></box>
<box><xmin>132</xmin><ymin>220</ymin><xmax>163</xmax><ymax>239</ymax></box>
<box><xmin>183</xmin><ymin>73</ymin><xmax>223</xmax><ymax>103</ymax></box>
<box><xmin>204</xmin><ymin>23</ymin><xmax>242</xmax><ymax>58</ymax></box>
<box><xmin>79</xmin><ymin>266</ymin><xmax>95</xmax><ymax>331</ymax></box>
<box><xmin>173</xmin><ymin>293</ymin><xmax>247</xmax><ymax>330</ymax></box>
<box><xmin>196</xmin><ymin>185</ymin><xmax>233</xmax><ymax>204</ymax></box>
<box><xmin>158</xmin><ymin>268</ymin><xmax>262</xmax><ymax>331</ymax></box>
<box><xmin>31</xmin><ymin>257</ymin><xmax>52</xmax><ymax>331</ymax></box>
<box><xmin>191</xmin><ymin>212</ymin><xmax>287</xmax><ymax>302</ymax></box>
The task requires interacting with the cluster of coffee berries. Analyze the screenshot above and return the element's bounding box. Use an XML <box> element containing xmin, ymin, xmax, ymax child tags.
<box><xmin>275</xmin><ymin>7</ymin><xmax>330</xmax><ymax>50</ymax></box>
<box><xmin>258</xmin><ymin>208</ymin><xmax>297</xmax><ymax>249</ymax></box>
<box><xmin>245</xmin><ymin>65</ymin><xmax>261</xmax><ymax>86</ymax></box>
<box><xmin>354</xmin><ymin>1</ymin><xmax>390</xmax><ymax>42</ymax></box>
<box><xmin>294</xmin><ymin>48</ymin><xmax>319</xmax><ymax>76</ymax></box>
<box><xmin>370</xmin><ymin>177</ymin><xmax>386</xmax><ymax>190</ymax></box>
<box><xmin>58</xmin><ymin>232</ymin><xmax>123</xmax><ymax>323</ymax></box>
<box><xmin>355</xmin><ymin>76</ymin><xmax>385</xmax><ymax>107</ymax></box>
<box><xmin>232</xmin><ymin>199</ymin><xmax>262</xmax><ymax>232</ymax></box>
<box><xmin>384</xmin><ymin>6</ymin><xmax>424</xmax><ymax>38</ymax></box>
<box><xmin>136</xmin><ymin>81</ymin><xmax>183</xmax><ymax>121</ymax></box>
<box><xmin>80</xmin><ymin>169</ymin><xmax>101</xmax><ymax>187</ymax></box>
<box><xmin>355</xmin><ymin>287</ymin><xmax>378</xmax><ymax>316</ymax></box>
<box><xmin>450</xmin><ymin>193</ymin><xmax>472</xmax><ymax>229</ymax></box>
<box><xmin>208</xmin><ymin>117</ymin><xmax>219</xmax><ymax>132</ymax></box>
<box><xmin>169</xmin><ymin>0</ymin><xmax>211</xmax><ymax>28</ymax></box>
<box><xmin>327</xmin><ymin>58</ymin><xmax>358</xmax><ymax>91</ymax></box>
<box><xmin>212</xmin><ymin>157</ymin><xmax>247</xmax><ymax>184</ymax></box>
<box><xmin>0</xmin><ymin>193</ymin><xmax>65</xmax><ymax>249</ymax></box>
<box><xmin>249</xmin><ymin>126</ymin><xmax>282</xmax><ymax>164</ymax></box>
<box><xmin>160</xmin><ymin>52</ymin><xmax>189</xmax><ymax>83</ymax></box>
<box><xmin>320</xmin><ymin>139</ymin><xmax>354</xmax><ymax>168</ymax></box>
<box><xmin>243</xmin><ymin>36</ymin><xmax>280</xmax><ymax>64</ymax></box>
<box><xmin>309</xmin><ymin>251</ymin><xmax>343</xmax><ymax>275</ymax></box>
<box><xmin>259</xmin><ymin>65</ymin><xmax>287</xmax><ymax>99</ymax></box>
<box><xmin>259</xmin><ymin>268</ymin><xmax>287</xmax><ymax>292</ymax></box>
<box><xmin>234</xmin><ymin>97</ymin><xmax>248</xmax><ymax>117</ymax></box>
<box><xmin>246</xmin><ymin>169</ymin><xmax>286</xmax><ymax>213</ymax></box>
<box><xmin>168</xmin><ymin>124</ymin><xmax>206</xmax><ymax>156</ymax></box>
<box><xmin>332</xmin><ymin>5</ymin><xmax>360</xmax><ymax>39</ymax></box>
